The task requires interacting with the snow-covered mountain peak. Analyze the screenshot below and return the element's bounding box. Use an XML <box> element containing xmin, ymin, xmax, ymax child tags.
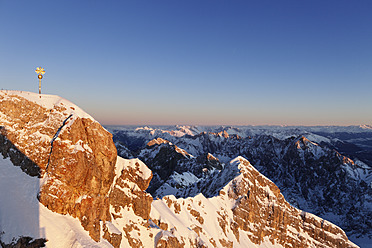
<box><xmin>151</xmin><ymin>157</ymin><xmax>358</xmax><ymax>247</ymax></box>
<box><xmin>146</xmin><ymin>137</ymin><xmax>171</xmax><ymax>147</ymax></box>
<box><xmin>360</xmin><ymin>124</ymin><xmax>372</xmax><ymax>130</ymax></box>
<box><xmin>0</xmin><ymin>90</ymin><xmax>95</xmax><ymax>121</ymax></box>
<box><xmin>230</xmin><ymin>156</ymin><xmax>249</xmax><ymax>167</ymax></box>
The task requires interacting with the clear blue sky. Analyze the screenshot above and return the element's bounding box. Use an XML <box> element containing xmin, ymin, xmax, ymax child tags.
<box><xmin>1</xmin><ymin>0</ymin><xmax>371</xmax><ymax>126</ymax></box>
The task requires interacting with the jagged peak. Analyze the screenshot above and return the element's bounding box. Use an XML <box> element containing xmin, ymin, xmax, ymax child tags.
<box><xmin>295</xmin><ymin>135</ymin><xmax>320</xmax><ymax>149</ymax></box>
<box><xmin>206</xmin><ymin>152</ymin><xmax>218</xmax><ymax>161</ymax></box>
<box><xmin>146</xmin><ymin>137</ymin><xmax>171</xmax><ymax>147</ymax></box>
<box><xmin>209</xmin><ymin>130</ymin><xmax>229</xmax><ymax>138</ymax></box>
<box><xmin>230</xmin><ymin>156</ymin><xmax>250</xmax><ymax>166</ymax></box>
<box><xmin>152</xmin><ymin>156</ymin><xmax>358</xmax><ymax>247</ymax></box>
<box><xmin>145</xmin><ymin>137</ymin><xmax>192</xmax><ymax>159</ymax></box>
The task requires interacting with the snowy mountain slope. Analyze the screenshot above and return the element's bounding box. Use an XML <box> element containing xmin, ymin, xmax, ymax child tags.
<box><xmin>150</xmin><ymin>157</ymin><xmax>358</xmax><ymax>248</ymax></box>
<box><xmin>111</xmin><ymin>125</ymin><xmax>372</xmax><ymax>247</ymax></box>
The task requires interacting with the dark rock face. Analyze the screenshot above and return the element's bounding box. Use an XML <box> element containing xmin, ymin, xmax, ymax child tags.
<box><xmin>0</xmin><ymin>128</ymin><xmax>40</xmax><ymax>177</ymax></box>
<box><xmin>115</xmin><ymin>141</ymin><xmax>135</xmax><ymax>159</ymax></box>
<box><xmin>0</xmin><ymin>236</ymin><xmax>47</xmax><ymax>248</ymax></box>
<box><xmin>149</xmin><ymin>145</ymin><xmax>189</xmax><ymax>180</ymax></box>
<box><xmin>196</xmin><ymin>153</ymin><xmax>222</xmax><ymax>170</ymax></box>
<box><xmin>112</xmin><ymin>130</ymin><xmax>148</xmax><ymax>152</ymax></box>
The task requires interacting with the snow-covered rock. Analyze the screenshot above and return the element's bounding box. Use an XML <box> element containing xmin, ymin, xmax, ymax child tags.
<box><xmin>150</xmin><ymin>157</ymin><xmax>358</xmax><ymax>247</ymax></box>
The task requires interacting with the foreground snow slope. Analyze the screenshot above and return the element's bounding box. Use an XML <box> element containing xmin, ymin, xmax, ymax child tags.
<box><xmin>0</xmin><ymin>156</ymin><xmax>112</xmax><ymax>247</ymax></box>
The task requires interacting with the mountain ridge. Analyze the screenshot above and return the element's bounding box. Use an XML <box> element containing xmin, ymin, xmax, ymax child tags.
<box><xmin>110</xmin><ymin>124</ymin><xmax>372</xmax><ymax>247</ymax></box>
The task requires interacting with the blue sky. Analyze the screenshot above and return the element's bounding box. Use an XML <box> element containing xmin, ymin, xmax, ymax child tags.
<box><xmin>1</xmin><ymin>0</ymin><xmax>371</xmax><ymax>125</ymax></box>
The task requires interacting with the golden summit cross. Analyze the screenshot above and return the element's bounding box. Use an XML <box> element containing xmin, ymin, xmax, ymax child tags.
<box><xmin>35</xmin><ymin>67</ymin><xmax>46</xmax><ymax>94</ymax></box>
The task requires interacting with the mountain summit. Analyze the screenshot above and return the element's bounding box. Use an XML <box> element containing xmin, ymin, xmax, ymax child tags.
<box><xmin>0</xmin><ymin>91</ymin><xmax>359</xmax><ymax>247</ymax></box>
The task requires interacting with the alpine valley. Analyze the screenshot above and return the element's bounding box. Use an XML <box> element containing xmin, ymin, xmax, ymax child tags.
<box><xmin>0</xmin><ymin>90</ymin><xmax>369</xmax><ymax>247</ymax></box>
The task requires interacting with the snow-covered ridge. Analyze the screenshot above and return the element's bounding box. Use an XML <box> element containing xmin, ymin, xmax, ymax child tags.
<box><xmin>0</xmin><ymin>90</ymin><xmax>95</xmax><ymax>121</ymax></box>
<box><xmin>150</xmin><ymin>157</ymin><xmax>358</xmax><ymax>248</ymax></box>
<box><xmin>0</xmin><ymin>90</ymin><xmax>102</xmax><ymax>177</ymax></box>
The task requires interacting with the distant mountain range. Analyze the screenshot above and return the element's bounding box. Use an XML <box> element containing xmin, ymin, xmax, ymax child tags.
<box><xmin>108</xmin><ymin>125</ymin><xmax>372</xmax><ymax>247</ymax></box>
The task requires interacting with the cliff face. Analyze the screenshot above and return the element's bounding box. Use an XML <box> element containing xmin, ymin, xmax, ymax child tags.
<box><xmin>39</xmin><ymin>117</ymin><xmax>118</xmax><ymax>241</ymax></box>
<box><xmin>0</xmin><ymin>91</ymin><xmax>117</xmax><ymax>241</ymax></box>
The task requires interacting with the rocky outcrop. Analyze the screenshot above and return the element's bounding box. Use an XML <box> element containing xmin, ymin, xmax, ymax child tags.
<box><xmin>0</xmin><ymin>91</ymin><xmax>162</xmax><ymax>247</ymax></box>
<box><xmin>0</xmin><ymin>91</ymin><xmax>117</xmax><ymax>241</ymax></box>
<box><xmin>104</xmin><ymin>157</ymin><xmax>154</xmax><ymax>247</ymax></box>
<box><xmin>147</xmin><ymin>137</ymin><xmax>172</xmax><ymax>148</ymax></box>
<box><xmin>39</xmin><ymin>117</ymin><xmax>117</xmax><ymax>241</ymax></box>
<box><xmin>109</xmin><ymin>158</ymin><xmax>152</xmax><ymax>220</ymax></box>
<box><xmin>0</xmin><ymin>92</ymin><xmax>59</xmax><ymax>176</ymax></box>
<box><xmin>196</xmin><ymin>153</ymin><xmax>222</xmax><ymax>170</ymax></box>
<box><xmin>0</xmin><ymin>236</ymin><xmax>47</xmax><ymax>248</ymax></box>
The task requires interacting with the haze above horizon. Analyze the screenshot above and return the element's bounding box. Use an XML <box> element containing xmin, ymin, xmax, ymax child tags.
<box><xmin>1</xmin><ymin>1</ymin><xmax>371</xmax><ymax>126</ymax></box>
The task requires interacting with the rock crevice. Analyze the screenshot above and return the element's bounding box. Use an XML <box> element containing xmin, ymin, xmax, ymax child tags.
<box><xmin>46</xmin><ymin>113</ymin><xmax>73</xmax><ymax>171</ymax></box>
